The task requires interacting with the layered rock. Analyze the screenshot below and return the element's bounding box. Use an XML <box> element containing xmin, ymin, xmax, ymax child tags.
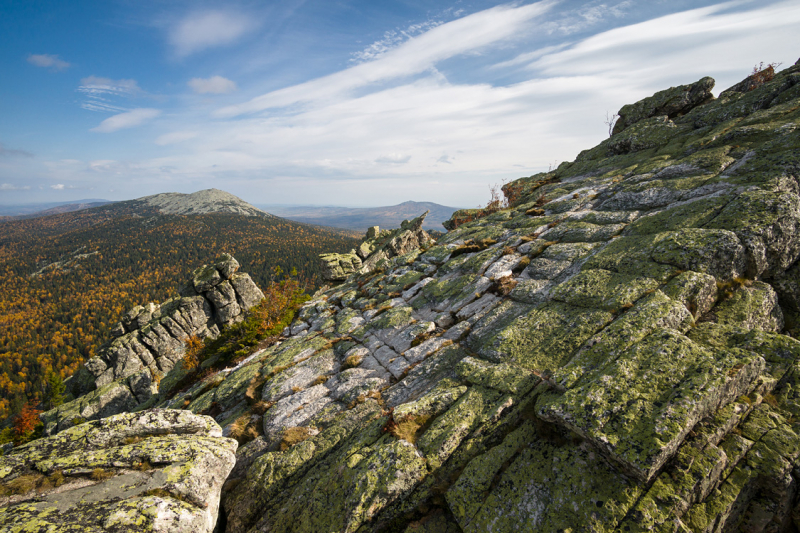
<box><xmin>320</xmin><ymin>211</ymin><xmax>433</xmax><ymax>281</ymax></box>
<box><xmin>0</xmin><ymin>410</ymin><xmax>236</xmax><ymax>532</ymax></box>
<box><xmin>47</xmin><ymin>254</ymin><xmax>264</xmax><ymax>435</ymax></box>
<box><xmin>30</xmin><ymin>59</ymin><xmax>800</xmax><ymax>532</ymax></box>
<box><xmin>199</xmin><ymin>61</ymin><xmax>800</xmax><ymax>532</ymax></box>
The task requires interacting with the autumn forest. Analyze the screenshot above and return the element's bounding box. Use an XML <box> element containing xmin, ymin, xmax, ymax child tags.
<box><xmin>0</xmin><ymin>207</ymin><xmax>359</xmax><ymax>421</ymax></box>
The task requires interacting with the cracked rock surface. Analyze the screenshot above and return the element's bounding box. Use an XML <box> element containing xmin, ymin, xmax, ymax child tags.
<box><xmin>32</xmin><ymin>59</ymin><xmax>800</xmax><ymax>532</ymax></box>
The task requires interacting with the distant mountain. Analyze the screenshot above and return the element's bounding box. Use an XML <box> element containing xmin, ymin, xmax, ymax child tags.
<box><xmin>135</xmin><ymin>189</ymin><xmax>269</xmax><ymax>217</ymax></box>
<box><xmin>0</xmin><ymin>199</ymin><xmax>112</xmax><ymax>217</ymax></box>
<box><xmin>258</xmin><ymin>200</ymin><xmax>461</xmax><ymax>231</ymax></box>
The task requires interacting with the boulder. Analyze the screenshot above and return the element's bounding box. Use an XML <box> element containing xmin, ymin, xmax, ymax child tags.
<box><xmin>612</xmin><ymin>76</ymin><xmax>715</xmax><ymax>135</ymax></box>
<box><xmin>0</xmin><ymin>410</ymin><xmax>236</xmax><ymax>533</ymax></box>
<box><xmin>320</xmin><ymin>252</ymin><xmax>363</xmax><ymax>281</ymax></box>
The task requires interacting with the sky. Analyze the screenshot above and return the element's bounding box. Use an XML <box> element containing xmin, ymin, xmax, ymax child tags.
<box><xmin>0</xmin><ymin>0</ymin><xmax>798</xmax><ymax>208</ymax></box>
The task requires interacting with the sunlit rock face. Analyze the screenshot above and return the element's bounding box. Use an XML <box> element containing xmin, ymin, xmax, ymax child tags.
<box><xmin>23</xmin><ymin>58</ymin><xmax>800</xmax><ymax>532</ymax></box>
<box><xmin>43</xmin><ymin>254</ymin><xmax>264</xmax><ymax>435</ymax></box>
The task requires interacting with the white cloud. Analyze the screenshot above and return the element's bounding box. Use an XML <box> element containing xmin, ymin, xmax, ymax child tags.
<box><xmin>528</xmin><ymin>0</ymin><xmax>800</xmax><ymax>87</ymax></box>
<box><xmin>188</xmin><ymin>76</ymin><xmax>237</xmax><ymax>94</ymax></box>
<box><xmin>375</xmin><ymin>154</ymin><xmax>412</xmax><ymax>164</ymax></box>
<box><xmin>91</xmin><ymin>108</ymin><xmax>161</xmax><ymax>133</ymax></box>
<box><xmin>351</xmin><ymin>19</ymin><xmax>445</xmax><ymax>63</ymax></box>
<box><xmin>155</xmin><ymin>131</ymin><xmax>198</xmax><ymax>146</ymax></box>
<box><xmin>50</xmin><ymin>184</ymin><xmax>65</xmax><ymax>190</ymax></box>
<box><xmin>215</xmin><ymin>1</ymin><xmax>557</xmax><ymax>117</ymax></box>
<box><xmin>1</xmin><ymin>183</ymin><xmax>31</xmax><ymax>190</ymax></box>
<box><xmin>27</xmin><ymin>53</ymin><xmax>70</xmax><ymax>70</ymax></box>
<box><xmin>170</xmin><ymin>10</ymin><xmax>257</xmax><ymax>57</ymax></box>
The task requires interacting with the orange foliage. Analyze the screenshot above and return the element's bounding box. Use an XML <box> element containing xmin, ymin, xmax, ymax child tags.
<box><xmin>182</xmin><ymin>335</ymin><xmax>203</xmax><ymax>370</ymax></box>
<box><xmin>13</xmin><ymin>402</ymin><xmax>41</xmax><ymax>443</ymax></box>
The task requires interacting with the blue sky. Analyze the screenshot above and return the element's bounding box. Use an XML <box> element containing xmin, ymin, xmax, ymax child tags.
<box><xmin>1</xmin><ymin>0</ymin><xmax>798</xmax><ymax>207</ymax></box>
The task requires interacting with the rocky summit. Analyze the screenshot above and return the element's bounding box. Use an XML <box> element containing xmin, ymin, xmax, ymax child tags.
<box><xmin>140</xmin><ymin>188</ymin><xmax>269</xmax><ymax>217</ymax></box>
<box><xmin>4</xmin><ymin>59</ymin><xmax>800</xmax><ymax>532</ymax></box>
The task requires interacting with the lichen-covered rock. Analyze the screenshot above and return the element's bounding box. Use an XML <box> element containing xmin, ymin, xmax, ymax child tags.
<box><xmin>320</xmin><ymin>251</ymin><xmax>363</xmax><ymax>281</ymax></box>
<box><xmin>612</xmin><ymin>76</ymin><xmax>715</xmax><ymax>135</ymax></box>
<box><xmin>51</xmin><ymin>59</ymin><xmax>800</xmax><ymax>533</ymax></box>
<box><xmin>53</xmin><ymin>255</ymin><xmax>264</xmax><ymax>434</ymax></box>
<box><xmin>0</xmin><ymin>410</ymin><xmax>236</xmax><ymax>532</ymax></box>
<box><xmin>322</xmin><ymin>212</ymin><xmax>433</xmax><ymax>281</ymax></box>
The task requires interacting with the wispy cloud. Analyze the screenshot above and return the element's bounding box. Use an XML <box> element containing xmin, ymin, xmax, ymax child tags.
<box><xmin>351</xmin><ymin>19</ymin><xmax>445</xmax><ymax>63</ymax></box>
<box><xmin>527</xmin><ymin>0</ymin><xmax>800</xmax><ymax>86</ymax></box>
<box><xmin>27</xmin><ymin>53</ymin><xmax>70</xmax><ymax>70</ymax></box>
<box><xmin>170</xmin><ymin>10</ymin><xmax>258</xmax><ymax>57</ymax></box>
<box><xmin>91</xmin><ymin>108</ymin><xmax>161</xmax><ymax>133</ymax></box>
<box><xmin>215</xmin><ymin>1</ymin><xmax>557</xmax><ymax>117</ymax></box>
<box><xmin>0</xmin><ymin>143</ymin><xmax>33</xmax><ymax>157</ymax></box>
<box><xmin>78</xmin><ymin>76</ymin><xmax>144</xmax><ymax>113</ymax></box>
<box><xmin>188</xmin><ymin>76</ymin><xmax>237</xmax><ymax>94</ymax></box>
<box><xmin>50</xmin><ymin>184</ymin><xmax>65</xmax><ymax>190</ymax></box>
<box><xmin>1</xmin><ymin>183</ymin><xmax>31</xmax><ymax>191</ymax></box>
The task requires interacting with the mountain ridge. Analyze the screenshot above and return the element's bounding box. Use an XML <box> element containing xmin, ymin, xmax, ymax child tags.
<box><xmin>259</xmin><ymin>200</ymin><xmax>459</xmax><ymax>231</ymax></box>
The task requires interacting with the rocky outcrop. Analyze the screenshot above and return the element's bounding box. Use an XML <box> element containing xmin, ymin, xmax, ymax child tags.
<box><xmin>0</xmin><ymin>410</ymin><xmax>236</xmax><ymax>532</ymax></box>
<box><xmin>320</xmin><ymin>211</ymin><xmax>433</xmax><ymax>281</ymax></box>
<box><xmin>26</xmin><ymin>59</ymin><xmax>800</xmax><ymax>532</ymax></box>
<box><xmin>208</xmin><ymin>61</ymin><xmax>800</xmax><ymax>532</ymax></box>
<box><xmin>49</xmin><ymin>254</ymin><xmax>264</xmax><ymax>435</ymax></box>
<box><xmin>611</xmin><ymin>76</ymin><xmax>716</xmax><ymax>135</ymax></box>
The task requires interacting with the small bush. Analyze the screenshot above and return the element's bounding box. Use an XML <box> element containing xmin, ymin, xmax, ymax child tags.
<box><xmin>252</xmin><ymin>401</ymin><xmax>272</xmax><ymax>415</ymax></box>
<box><xmin>343</xmin><ymin>354</ymin><xmax>363</xmax><ymax>369</ymax></box>
<box><xmin>135</xmin><ymin>461</ymin><xmax>153</xmax><ymax>471</ymax></box>
<box><xmin>492</xmin><ymin>276</ymin><xmax>518</xmax><ymax>296</ymax></box>
<box><xmin>182</xmin><ymin>335</ymin><xmax>203</xmax><ymax>370</ymax></box>
<box><xmin>763</xmin><ymin>393</ymin><xmax>780</xmax><ymax>408</ymax></box>
<box><xmin>749</xmin><ymin>62</ymin><xmax>779</xmax><ymax>89</ymax></box>
<box><xmin>91</xmin><ymin>468</ymin><xmax>114</xmax><ymax>482</ymax></box>
<box><xmin>280</xmin><ymin>427</ymin><xmax>313</xmax><ymax>451</ymax></box>
<box><xmin>385</xmin><ymin>413</ymin><xmax>432</xmax><ymax>444</ymax></box>
<box><xmin>13</xmin><ymin>403</ymin><xmax>43</xmax><ymax>446</ymax></box>
<box><xmin>0</xmin><ymin>474</ymin><xmax>41</xmax><ymax>496</ymax></box>
<box><xmin>229</xmin><ymin>414</ymin><xmax>260</xmax><ymax>445</ymax></box>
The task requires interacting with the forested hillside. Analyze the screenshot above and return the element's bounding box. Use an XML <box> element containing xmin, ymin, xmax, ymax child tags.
<box><xmin>0</xmin><ymin>209</ymin><xmax>359</xmax><ymax>420</ymax></box>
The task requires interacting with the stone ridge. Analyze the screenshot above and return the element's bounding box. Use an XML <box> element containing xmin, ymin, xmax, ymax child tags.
<box><xmin>18</xmin><ymin>59</ymin><xmax>800</xmax><ymax>532</ymax></box>
<box><xmin>320</xmin><ymin>211</ymin><xmax>433</xmax><ymax>281</ymax></box>
<box><xmin>208</xmin><ymin>60</ymin><xmax>799</xmax><ymax>532</ymax></box>
<box><xmin>47</xmin><ymin>254</ymin><xmax>264</xmax><ymax>435</ymax></box>
<box><xmin>0</xmin><ymin>410</ymin><xmax>237</xmax><ymax>533</ymax></box>
<box><xmin>139</xmin><ymin>188</ymin><xmax>270</xmax><ymax>217</ymax></box>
